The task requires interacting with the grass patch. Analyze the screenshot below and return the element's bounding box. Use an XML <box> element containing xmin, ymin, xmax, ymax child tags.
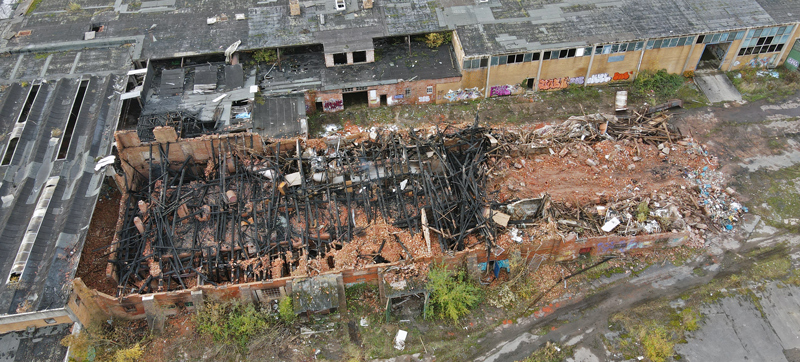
<box><xmin>726</xmin><ymin>66</ymin><xmax>800</xmax><ymax>103</ymax></box>
<box><xmin>519</xmin><ymin>341</ymin><xmax>573</xmax><ymax>362</ymax></box>
<box><xmin>194</xmin><ymin>301</ymin><xmax>273</xmax><ymax>352</ymax></box>
<box><xmin>730</xmin><ymin>163</ymin><xmax>800</xmax><ymax>231</ymax></box>
<box><xmin>25</xmin><ymin>0</ymin><xmax>43</xmax><ymax>15</ymax></box>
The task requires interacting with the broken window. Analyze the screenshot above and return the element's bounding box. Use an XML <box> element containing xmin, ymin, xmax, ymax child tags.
<box><xmin>405</xmin><ymin>88</ymin><xmax>411</xmax><ymax>97</ymax></box>
<box><xmin>737</xmin><ymin>26</ymin><xmax>794</xmax><ymax>56</ymax></box>
<box><xmin>506</xmin><ymin>53</ymin><xmax>524</xmax><ymax>63</ymax></box>
<box><xmin>333</xmin><ymin>53</ymin><xmax>347</xmax><ymax>65</ymax></box>
<box><xmin>352</xmin><ymin>51</ymin><xmax>367</xmax><ymax>63</ymax></box>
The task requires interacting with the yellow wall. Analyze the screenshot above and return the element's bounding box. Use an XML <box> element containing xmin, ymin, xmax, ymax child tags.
<box><xmin>0</xmin><ymin>314</ymin><xmax>73</xmax><ymax>334</ymax></box>
<box><xmin>640</xmin><ymin>45</ymin><xmax>693</xmax><ymax>73</ymax></box>
<box><xmin>590</xmin><ymin>51</ymin><xmax>641</xmax><ymax>77</ymax></box>
<box><xmin>539</xmin><ymin>56</ymin><xmax>590</xmax><ymax>81</ymax></box>
<box><xmin>452</xmin><ymin>32</ymin><xmax>466</xmax><ymax>68</ymax></box>
<box><xmin>487</xmin><ymin>60</ymin><xmax>540</xmax><ymax>87</ymax></box>
<box><xmin>460</xmin><ymin>68</ymin><xmax>488</xmax><ymax>89</ymax></box>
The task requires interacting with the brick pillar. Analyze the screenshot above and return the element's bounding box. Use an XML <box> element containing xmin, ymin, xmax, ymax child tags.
<box><xmin>142</xmin><ymin>295</ymin><xmax>164</xmax><ymax>333</ymax></box>
<box><xmin>190</xmin><ymin>290</ymin><xmax>203</xmax><ymax>312</ymax></box>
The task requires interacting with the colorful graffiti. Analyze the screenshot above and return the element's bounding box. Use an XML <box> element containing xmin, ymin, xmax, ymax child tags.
<box><xmin>538</xmin><ymin>77</ymin><xmax>570</xmax><ymax>90</ymax></box>
<box><xmin>747</xmin><ymin>55</ymin><xmax>776</xmax><ymax>68</ymax></box>
<box><xmin>569</xmin><ymin>76</ymin><xmax>585</xmax><ymax>85</ymax></box>
<box><xmin>612</xmin><ymin>71</ymin><xmax>632</xmax><ymax>81</ymax></box>
<box><xmin>490</xmin><ymin>84</ymin><xmax>517</xmax><ymax>96</ymax></box>
<box><xmin>586</xmin><ymin>73</ymin><xmax>611</xmax><ymax>85</ymax></box>
<box><xmin>443</xmin><ymin>87</ymin><xmax>482</xmax><ymax>102</ymax></box>
<box><xmin>322</xmin><ymin>99</ymin><xmax>343</xmax><ymax>112</ymax></box>
<box><xmin>788</xmin><ymin>57</ymin><xmax>800</xmax><ymax>68</ymax></box>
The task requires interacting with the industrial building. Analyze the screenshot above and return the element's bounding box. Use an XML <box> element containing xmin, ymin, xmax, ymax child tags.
<box><xmin>0</xmin><ymin>0</ymin><xmax>798</xmax><ymax>357</ymax></box>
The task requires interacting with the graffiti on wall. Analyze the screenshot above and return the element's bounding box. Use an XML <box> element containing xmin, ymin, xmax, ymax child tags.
<box><xmin>490</xmin><ymin>84</ymin><xmax>519</xmax><ymax>97</ymax></box>
<box><xmin>612</xmin><ymin>71</ymin><xmax>632</xmax><ymax>81</ymax></box>
<box><xmin>539</xmin><ymin>77</ymin><xmax>585</xmax><ymax>90</ymax></box>
<box><xmin>444</xmin><ymin>87</ymin><xmax>482</xmax><ymax>102</ymax></box>
<box><xmin>747</xmin><ymin>55</ymin><xmax>777</xmax><ymax>68</ymax></box>
<box><xmin>418</xmin><ymin>96</ymin><xmax>430</xmax><ymax>102</ymax></box>
<box><xmin>538</xmin><ymin>77</ymin><xmax>569</xmax><ymax>90</ymax></box>
<box><xmin>323</xmin><ymin>99</ymin><xmax>343</xmax><ymax>112</ymax></box>
<box><xmin>586</xmin><ymin>73</ymin><xmax>611</xmax><ymax>84</ymax></box>
<box><xmin>788</xmin><ymin>57</ymin><xmax>800</xmax><ymax>68</ymax></box>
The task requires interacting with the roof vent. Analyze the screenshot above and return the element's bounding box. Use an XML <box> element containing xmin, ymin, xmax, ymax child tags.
<box><xmin>6</xmin><ymin>176</ymin><xmax>60</xmax><ymax>284</ymax></box>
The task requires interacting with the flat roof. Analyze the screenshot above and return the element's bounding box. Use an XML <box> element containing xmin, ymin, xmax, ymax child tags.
<box><xmin>0</xmin><ymin>75</ymin><xmax>122</xmax><ymax>315</ymax></box>
<box><xmin>5</xmin><ymin>0</ymin><xmax>799</xmax><ymax>61</ymax></box>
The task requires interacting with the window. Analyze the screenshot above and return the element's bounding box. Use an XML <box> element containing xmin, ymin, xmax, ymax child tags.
<box><xmin>405</xmin><ymin>88</ymin><xmax>411</xmax><ymax>96</ymax></box>
<box><xmin>507</xmin><ymin>53</ymin><xmax>524</xmax><ymax>63</ymax></box>
<box><xmin>426</xmin><ymin>86</ymin><xmax>433</xmax><ymax>94</ymax></box>
<box><xmin>332</xmin><ymin>53</ymin><xmax>347</xmax><ymax>65</ymax></box>
<box><xmin>342</xmin><ymin>87</ymin><xmax>354</xmax><ymax>92</ymax></box>
<box><xmin>480</xmin><ymin>57</ymin><xmax>489</xmax><ymax>67</ymax></box>
<box><xmin>352</xmin><ymin>51</ymin><xmax>367</xmax><ymax>63</ymax></box>
<box><xmin>543</xmin><ymin>48</ymin><xmax>588</xmax><ymax>60</ymax></box>
<box><xmin>738</xmin><ymin>26</ymin><xmax>794</xmax><ymax>56</ymax></box>
<box><xmin>355</xmin><ymin>86</ymin><xmax>368</xmax><ymax>91</ymax></box>
<box><xmin>645</xmin><ymin>37</ymin><xmax>694</xmax><ymax>50</ymax></box>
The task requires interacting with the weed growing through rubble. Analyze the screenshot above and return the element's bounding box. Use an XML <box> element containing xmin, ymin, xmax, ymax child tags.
<box><xmin>194</xmin><ymin>301</ymin><xmax>271</xmax><ymax>352</ymax></box>
<box><xmin>727</xmin><ymin>66</ymin><xmax>800</xmax><ymax>102</ymax></box>
<box><xmin>425</xmin><ymin>264</ymin><xmax>483</xmax><ymax>322</ymax></box>
<box><xmin>520</xmin><ymin>341</ymin><xmax>573</xmax><ymax>362</ymax></box>
<box><xmin>61</xmin><ymin>318</ymin><xmax>149</xmax><ymax>362</ymax></box>
<box><xmin>278</xmin><ymin>296</ymin><xmax>296</xmax><ymax>324</ymax></box>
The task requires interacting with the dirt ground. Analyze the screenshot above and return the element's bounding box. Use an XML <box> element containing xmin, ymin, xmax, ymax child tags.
<box><xmin>75</xmin><ymin>180</ymin><xmax>121</xmax><ymax>295</ymax></box>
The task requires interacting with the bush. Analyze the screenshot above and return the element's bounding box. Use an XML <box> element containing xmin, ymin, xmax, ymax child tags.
<box><xmin>195</xmin><ymin>302</ymin><xmax>270</xmax><ymax>351</ymax></box>
<box><xmin>425</xmin><ymin>264</ymin><xmax>482</xmax><ymax>322</ymax></box>
<box><xmin>114</xmin><ymin>344</ymin><xmax>143</xmax><ymax>362</ymax></box>
<box><xmin>632</xmin><ymin>69</ymin><xmax>684</xmax><ymax>102</ymax></box>
<box><xmin>423</xmin><ymin>32</ymin><xmax>452</xmax><ymax>48</ymax></box>
<box><xmin>278</xmin><ymin>296</ymin><xmax>296</xmax><ymax>324</ymax></box>
<box><xmin>253</xmin><ymin>49</ymin><xmax>278</xmax><ymax>64</ymax></box>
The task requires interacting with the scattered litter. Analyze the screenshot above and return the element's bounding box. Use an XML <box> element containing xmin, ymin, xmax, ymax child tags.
<box><xmin>394</xmin><ymin>330</ymin><xmax>408</xmax><ymax>350</ymax></box>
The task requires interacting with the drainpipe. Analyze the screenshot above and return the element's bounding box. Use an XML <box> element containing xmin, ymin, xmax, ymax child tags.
<box><xmin>682</xmin><ymin>37</ymin><xmax>699</xmax><ymax>73</ymax></box>
<box><xmin>635</xmin><ymin>39</ymin><xmax>648</xmax><ymax>79</ymax></box>
<box><xmin>534</xmin><ymin>53</ymin><xmax>544</xmax><ymax>91</ymax></box>
<box><xmin>583</xmin><ymin>45</ymin><xmax>596</xmax><ymax>87</ymax></box>
<box><xmin>484</xmin><ymin>56</ymin><xmax>492</xmax><ymax>98</ymax></box>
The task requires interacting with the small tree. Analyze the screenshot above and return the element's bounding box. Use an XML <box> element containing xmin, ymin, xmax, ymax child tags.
<box><xmin>423</xmin><ymin>32</ymin><xmax>452</xmax><ymax>48</ymax></box>
<box><xmin>425</xmin><ymin>264</ymin><xmax>482</xmax><ymax>322</ymax></box>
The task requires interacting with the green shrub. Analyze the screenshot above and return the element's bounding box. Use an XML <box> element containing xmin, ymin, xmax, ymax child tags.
<box><xmin>278</xmin><ymin>296</ymin><xmax>296</xmax><ymax>324</ymax></box>
<box><xmin>253</xmin><ymin>49</ymin><xmax>278</xmax><ymax>64</ymax></box>
<box><xmin>423</xmin><ymin>32</ymin><xmax>452</xmax><ymax>48</ymax></box>
<box><xmin>195</xmin><ymin>302</ymin><xmax>270</xmax><ymax>351</ymax></box>
<box><xmin>113</xmin><ymin>344</ymin><xmax>143</xmax><ymax>362</ymax></box>
<box><xmin>425</xmin><ymin>264</ymin><xmax>482</xmax><ymax>322</ymax></box>
<box><xmin>632</xmin><ymin>69</ymin><xmax>684</xmax><ymax>102</ymax></box>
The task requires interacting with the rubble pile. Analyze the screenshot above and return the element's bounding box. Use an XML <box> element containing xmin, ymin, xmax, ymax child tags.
<box><xmin>110</xmin><ymin>109</ymin><xmax>744</xmax><ymax>295</ymax></box>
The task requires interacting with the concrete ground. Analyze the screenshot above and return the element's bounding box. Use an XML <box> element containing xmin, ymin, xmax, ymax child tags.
<box><xmin>471</xmin><ymin>92</ymin><xmax>800</xmax><ymax>362</ymax></box>
<box><xmin>694</xmin><ymin>70</ymin><xmax>743</xmax><ymax>103</ymax></box>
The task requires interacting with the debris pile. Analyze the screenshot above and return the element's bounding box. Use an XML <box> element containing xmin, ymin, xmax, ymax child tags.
<box><xmin>109</xmin><ymin>109</ymin><xmax>744</xmax><ymax>295</ymax></box>
<box><xmin>110</xmin><ymin>126</ymin><xmax>499</xmax><ymax>295</ymax></box>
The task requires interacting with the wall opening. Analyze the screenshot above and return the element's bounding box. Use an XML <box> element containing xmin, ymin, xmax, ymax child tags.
<box><xmin>697</xmin><ymin>42</ymin><xmax>731</xmax><ymax>70</ymax></box>
<box><xmin>380</xmin><ymin>94</ymin><xmax>387</xmax><ymax>105</ymax></box>
<box><xmin>342</xmin><ymin>91</ymin><xmax>368</xmax><ymax>108</ymax></box>
<box><xmin>58</xmin><ymin>79</ymin><xmax>89</xmax><ymax>160</ymax></box>
<box><xmin>352</xmin><ymin>51</ymin><xmax>367</xmax><ymax>63</ymax></box>
<box><xmin>524</xmin><ymin>78</ymin><xmax>535</xmax><ymax>89</ymax></box>
<box><xmin>333</xmin><ymin>53</ymin><xmax>347</xmax><ymax>65</ymax></box>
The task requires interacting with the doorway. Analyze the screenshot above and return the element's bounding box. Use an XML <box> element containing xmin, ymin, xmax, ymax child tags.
<box><xmin>697</xmin><ymin>42</ymin><xmax>731</xmax><ymax>70</ymax></box>
<box><xmin>524</xmin><ymin>78</ymin><xmax>535</xmax><ymax>90</ymax></box>
<box><xmin>315</xmin><ymin>101</ymin><xmax>323</xmax><ymax>113</ymax></box>
<box><xmin>342</xmin><ymin>91</ymin><xmax>368</xmax><ymax>109</ymax></box>
<box><xmin>380</xmin><ymin>94</ymin><xmax>387</xmax><ymax>105</ymax></box>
